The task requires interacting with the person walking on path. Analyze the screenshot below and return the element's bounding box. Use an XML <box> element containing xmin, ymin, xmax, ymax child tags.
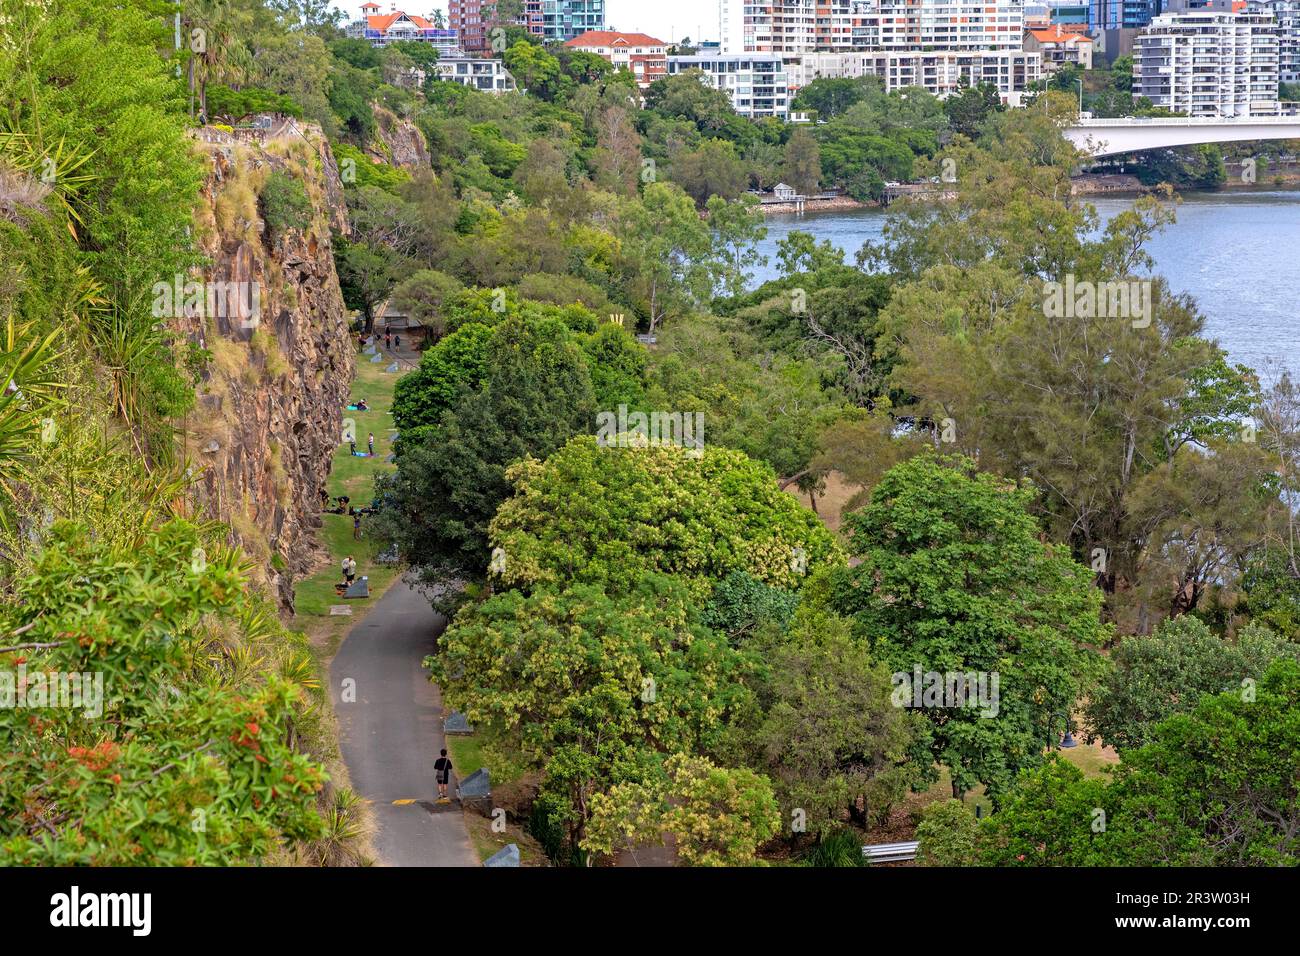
<box><xmin>434</xmin><ymin>749</ymin><xmax>453</xmax><ymax>802</ymax></box>
<box><xmin>384</xmin><ymin>331</ymin><xmax>392</xmax><ymax>350</ymax></box>
<box><xmin>367</xmin><ymin>432</ymin><xmax>375</xmax><ymax>456</ymax></box>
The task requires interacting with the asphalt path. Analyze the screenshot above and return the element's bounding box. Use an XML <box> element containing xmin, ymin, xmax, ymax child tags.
<box><xmin>330</xmin><ymin>576</ymin><xmax>479</xmax><ymax>866</ymax></box>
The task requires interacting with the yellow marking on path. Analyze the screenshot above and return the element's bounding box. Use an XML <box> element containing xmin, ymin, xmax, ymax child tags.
<box><xmin>392</xmin><ymin>799</ymin><xmax>417</xmax><ymax>805</ymax></box>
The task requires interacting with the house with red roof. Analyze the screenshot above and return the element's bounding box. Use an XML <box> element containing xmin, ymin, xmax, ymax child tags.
<box><xmin>1023</xmin><ymin>24</ymin><xmax>1094</xmax><ymax>72</ymax></box>
<box><xmin>346</xmin><ymin>4</ymin><xmax>462</xmax><ymax>55</ymax></box>
<box><xmin>564</xmin><ymin>30</ymin><xmax>668</xmax><ymax>88</ymax></box>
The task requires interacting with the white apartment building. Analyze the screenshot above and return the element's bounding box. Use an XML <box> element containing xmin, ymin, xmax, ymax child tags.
<box><xmin>786</xmin><ymin>49</ymin><xmax>1042</xmax><ymax>96</ymax></box>
<box><xmin>1248</xmin><ymin>0</ymin><xmax>1300</xmax><ymax>83</ymax></box>
<box><xmin>720</xmin><ymin>0</ymin><xmax>827</xmax><ymax>54</ymax></box>
<box><xmin>1134</xmin><ymin>4</ymin><xmax>1280</xmax><ymax>117</ymax></box>
<box><xmin>666</xmin><ymin>54</ymin><xmax>792</xmax><ymax>119</ymax></box>
<box><xmin>718</xmin><ymin>0</ymin><xmax>1039</xmax><ymax>96</ymax></box>
<box><xmin>430</xmin><ymin>56</ymin><xmax>517</xmax><ymax>93</ymax></box>
<box><xmin>721</xmin><ymin>0</ymin><xmax>1027</xmax><ymax>54</ymax></box>
<box><xmin>869</xmin><ymin>0</ymin><xmax>1026</xmax><ymax>51</ymax></box>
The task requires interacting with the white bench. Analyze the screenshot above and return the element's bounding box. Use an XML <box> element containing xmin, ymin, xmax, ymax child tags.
<box><xmin>862</xmin><ymin>841</ymin><xmax>919</xmax><ymax>863</ymax></box>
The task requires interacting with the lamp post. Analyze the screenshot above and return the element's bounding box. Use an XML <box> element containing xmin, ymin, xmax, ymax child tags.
<box><xmin>1052</xmin><ymin>712</ymin><xmax>1078</xmax><ymax>749</ymax></box>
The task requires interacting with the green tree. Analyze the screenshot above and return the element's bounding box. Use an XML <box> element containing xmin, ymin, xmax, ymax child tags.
<box><xmin>669</xmin><ymin>138</ymin><xmax>748</xmax><ymax>206</ymax></box>
<box><xmin>502</xmin><ymin>40</ymin><xmax>567</xmax><ymax>100</ymax></box>
<box><xmin>700</xmin><ymin>571</ymin><xmax>800</xmax><ymax>642</ymax></box>
<box><xmin>429</xmin><ymin>575</ymin><xmax>759</xmax><ymax>851</ymax></box>
<box><xmin>775</xmin><ymin>230</ymin><xmax>843</xmax><ymax>277</ymax></box>
<box><xmin>1111</xmin><ymin>55</ymin><xmax>1134</xmax><ymax>92</ymax></box>
<box><xmin>942</xmin><ymin>82</ymin><xmax>1003</xmax><ymax>139</ymax></box>
<box><xmin>489</xmin><ymin>437</ymin><xmax>843</xmax><ymax>598</ymax></box>
<box><xmin>375</xmin><ymin>316</ymin><xmax>595</xmax><ymax>581</ymax></box>
<box><xmin>618</xmin><ymin>181</ymin><xmax>713</xmax><ymax>334</ymax></box>
<box><xmin>979</xmin><ymin>660</ymin><xmax>1300</xmax><ymax>865</ymax></box>
<box><xmin>781</xmin><ymin>126</ymin><xmax>822</xmax><ymax>195</ymax></box>
<box><xmin>1085</xmin><ymin>616</ymin><xmax>1300</xmax><ymax>751</ymax></box>
<box><xmin>754</xmin><ymin>610</ymin><xmax>918</xmax><ymax>835</ymax></box>
<box><xmin>388</xmin><ymin>269</ymin><xmax>465</xmax><ymax>340</ymax></box>
<box><xmin>832</xmin><ymin>453</ymin><xmax>1108</xmax><ymax>799</ymax></box>
<box><xmin>915</xmin><ymin>799</ymin><xmax>981</xmax><ymax>866</ymax></box>
<box><xmin>0</xmin><ymin>0</ymin><xmax>205</xmax><ymax>444</ymax></box>
<box><xmin>389</xmin><ymin>322</ymin><xmax>495</xmax><ymax>432</ymax></box>
<box><xmin>790</xmin><ymin>77</ymin><xmax>869</xmax><ymax>119</ymax></box>
<box><xmin>644</xmin><ymin>71</ymin><xmax>736</xmax><ymax>133</ymax></box>
<box><xmin>584</xmin><ymin>752</ymin><xmax>780</xmax><ymax>866</ymax></box>
<box><xmin>706</xmin><ymin>194</ymin><xmax>768</xmax><ymax>298</ymax></box>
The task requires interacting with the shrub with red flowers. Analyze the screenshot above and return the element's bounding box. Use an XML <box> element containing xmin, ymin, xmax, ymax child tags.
<box><xmin>0</xmin><ymin>520</ymin><xmax>327</xmax><ymax>864</ymax></box>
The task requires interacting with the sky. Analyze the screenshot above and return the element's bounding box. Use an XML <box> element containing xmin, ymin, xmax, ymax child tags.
<box><xmin>329</xmin><ymin>1</ymin><xmax>721</xmax><ymax>45</ymax></box>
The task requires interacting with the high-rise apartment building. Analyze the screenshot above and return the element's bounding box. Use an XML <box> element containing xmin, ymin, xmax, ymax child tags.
<box><xmin>1248</xmin><ymin>0</ymin><xmax>1300</xmax><ymax>81</ymax></box>
<box><xmin>1134</xmin><ymin>0</ymin><xmax>1280</xmax><ymax>116</ymax></box>
<box><xmin>786</xmin><ymin>49</ymin><xmax>1042</xmax><ymax>94</ymax></box>
<box><xmin>1089</xmin><ymin>0</ymin><xmax>1163</xmax><ymax>31</ymax></box>
<box><xmin>718</xmin><ymin>0</ymin><xmax>1039</xmax><ymax>95</ymax></box>
<box><xmin>720</xmin><ymin>0</ymin><xmax>1026</xmax><ymax>54</ymax></box>
<box><xmin>541</xmin><ymin>0</ymin><xmax>606</xmax><ymax>43</ymax></box>
<box><xmin>448</xmin><ymin>0</ymin><xmax>546</xmax><ymax>53</ymax></box>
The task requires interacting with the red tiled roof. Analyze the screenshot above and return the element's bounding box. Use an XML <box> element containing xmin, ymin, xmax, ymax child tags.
<box><xmin>565</xmin><ymin>30</ymin><xmax>666</xmax><ymax>48</ymax></box>
<box><xmin>1028</xmin><ymin>25</ymin><xmax>1090</xmax><ymax>44</ymax></box>
<box><xmin>367</xmin><ymin>11</ymin><xmax>434</xmax><ymax>32</ymax></box>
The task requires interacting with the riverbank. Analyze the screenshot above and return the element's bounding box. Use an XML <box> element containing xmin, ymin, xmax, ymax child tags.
<box><xmin>761</xmin><ymin>195</ymin><xmax>869</xmax><ymax>215</ymax></box>
<box><xmin>1072</xmin><ymin>173</ymin><xmax>1146</xmax><ymax>195</ymax></box>
<box><xmin>1071</xmin><ymin>164</ymin><xmax>1300</xmax><ymax>197</ymax></box>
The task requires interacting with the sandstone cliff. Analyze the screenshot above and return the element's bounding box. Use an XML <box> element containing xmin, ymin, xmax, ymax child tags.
<box><xmin>369</xmin><ymin>104</ymin><xmax>430</xmax><ymax>170</ymax></box>
<box><xmin>181</xmin><ymin>123</ymin><xmax>354</xmax><ymax>611</ymax></box>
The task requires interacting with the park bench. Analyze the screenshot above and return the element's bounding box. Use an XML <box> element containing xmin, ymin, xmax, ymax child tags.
<box><xmin>862</xmin><ymin>841</ymin><xmax>919</xmax><ymax>864</ymax></box>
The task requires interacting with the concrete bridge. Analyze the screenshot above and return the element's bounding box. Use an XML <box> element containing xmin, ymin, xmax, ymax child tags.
<box><xmin>1065</xmin><ymin>115</ymin><xmax>1300</xmax><ymax>158</ymax></box>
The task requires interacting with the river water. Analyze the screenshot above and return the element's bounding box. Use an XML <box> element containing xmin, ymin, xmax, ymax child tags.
<box><xmin>748</xmin><ymin>189</ymin><xmax>1300</xmax><ymax>377</ymax></box>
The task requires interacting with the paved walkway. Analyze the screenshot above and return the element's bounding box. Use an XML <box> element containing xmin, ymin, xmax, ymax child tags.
<box><xmin>329</xmin><ymin>576</ymin><xmax>479</xmax><ymax>867</ymax></box>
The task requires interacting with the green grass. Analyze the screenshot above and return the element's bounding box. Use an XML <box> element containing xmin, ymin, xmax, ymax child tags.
<box><xmin>1059</xmin><ymin>739</ymin><xmax>1120</xmax><ymax>779</ymax></box>
<box><xmin>294</xmin><ymin>357</ymin><xmax>405</xmax><ymax>651</ymax></box>
<box><xmin>446</xmin><ymin>735</ymin><xmax>486</xmax><ymax>780</ymax></box>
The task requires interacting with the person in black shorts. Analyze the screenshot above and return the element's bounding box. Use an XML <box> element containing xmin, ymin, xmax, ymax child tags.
<box><xmin>434</xmin><ymin>748</ymin><xmax>452</xmax><ymax>801</ymax></box>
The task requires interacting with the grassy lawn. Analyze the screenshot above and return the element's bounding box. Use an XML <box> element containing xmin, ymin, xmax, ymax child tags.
<box><xmin>294</xmin><ymin>355</ymin><xmax>404</xmax><ymax>654</ymax></box>
<box><xmin>446</xmin><ymin>735</ymin><xmax>486</xmax><ymax>780</ymax></box>
<box><xmin>1059</xmin><ymin>737</ymin><xmax>1121</xmax><ymax>779</ymax></box>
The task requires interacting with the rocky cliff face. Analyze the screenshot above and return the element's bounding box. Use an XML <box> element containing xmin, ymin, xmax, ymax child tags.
<box><xmin>180</xmin><ymin>124</ymin><xmax>354</xmax><ymax>611</ymax></box>
<box><xmin>369</xmin><ymin>105</ymin><xmax>430</xmax><ymax>170</ymax></box>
